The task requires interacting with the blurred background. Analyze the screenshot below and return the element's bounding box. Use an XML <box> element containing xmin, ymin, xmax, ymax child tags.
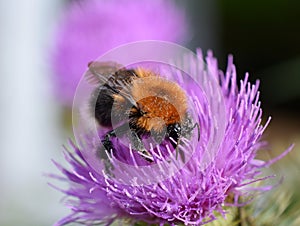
<box><xmin>0</xmin><ymin>0</ymin><xmax>299</xmax><ymax>225</ymax></box>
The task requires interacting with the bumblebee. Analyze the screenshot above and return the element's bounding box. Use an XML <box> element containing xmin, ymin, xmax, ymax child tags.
<box><xmin>86</xmin><ymin>61</ymin><xmax>197</xmax><ymax>162</ymax></box>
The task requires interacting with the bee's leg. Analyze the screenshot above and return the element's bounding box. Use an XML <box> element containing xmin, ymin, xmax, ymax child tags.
<box><xmin>175</xmin><ymin>140</ymin><xmax>185</xmax><ymax>162</ymax></box>
<box><xmin>101</xmin><ymin>130</ymin><xmax>116</xmax><ymax>153</ymax></box>
<box><xmin>97</xmin><ymin>130</ymin><xmax>118</xmax><ymax>175</ymax></box>
<box><xmin>98</xmin><ymin>124</ymin><xmax>130</xmax><ymax>174</ymax></box>
<box><xmin>184</xmin><ymin>117</ymin><xmax>200</xmax><ymax>141</ymax></box>
<box><xmin>96</xmin><ymin>144</ymin><xmax>114</xmax><ymax>175</ymax></box>
<box><xmin>196</xmin><ymin>123</ymin><xmax>200</xmax><ymax>141</ymax></box>
<box><xmin>99</xmin><ymin>123</ymin><xmax>153</xmax><ymax>162</ymax></box>
<box><xmin>129</xmin><ymin>131</ymin><xmax>153</xmax><ymax>162</ymax></box>
<box><xmin>167</xmin><ymin>123</ymin><xmax>185</xmax><ymax>161</ymax></box>
<box><xmin>101</xmin><ymin>123</ymin><xmax>129</xmax><ymax>153</ymax></box>
<box><xmin>189</xmin><ymin>122</ymin><xmax>200</xmax><ymax>141</ymax></box>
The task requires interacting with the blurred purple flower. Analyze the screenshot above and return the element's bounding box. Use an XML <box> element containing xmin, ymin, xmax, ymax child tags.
<box><xmin>51</xmin><ymin>0</ymin><xmax>189</xmax><ymax>105</ymax></box>
<box><xmin>51</xmin><ymin>51</ymin><xmax>292</xmax><ymax>225</ymax></box>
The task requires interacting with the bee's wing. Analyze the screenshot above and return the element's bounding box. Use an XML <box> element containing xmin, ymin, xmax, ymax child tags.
<box><xmin>85</xmin><ymin>61</ymin><xmax>125</xmax><ymax>85</ymax></box>
<box><xmin>108</xmin><ymin>70</ymin><xmax>139</xmax><ymax>108</ymax></box>
<box><xmin>86</xmin><ymin>61</ymin><xmax>138</xmax><ymax>107</ymax></box>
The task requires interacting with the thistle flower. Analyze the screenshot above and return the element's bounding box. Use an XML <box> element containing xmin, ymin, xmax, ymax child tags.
<box><xmin>51</xmin><ymin>0</ymin><xmax>188</xmax><ymax>105</ymax></box>
<box><xmin>51</xmin><ymin>49</ymin><xmax>292</xmax><ymax>225</ymax></box>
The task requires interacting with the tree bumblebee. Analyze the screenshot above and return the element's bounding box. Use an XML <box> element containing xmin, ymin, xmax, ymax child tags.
<box><xmin>86</xmin><ymin>61</ymin><xmax>198</xmax><ymax>162</ymax></box>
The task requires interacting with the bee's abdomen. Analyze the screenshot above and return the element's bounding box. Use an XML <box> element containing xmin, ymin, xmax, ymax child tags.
<box><xmin>94</xmin><ymin>88</ymin><xmax>114</xmax><ymax>127</ymax></box>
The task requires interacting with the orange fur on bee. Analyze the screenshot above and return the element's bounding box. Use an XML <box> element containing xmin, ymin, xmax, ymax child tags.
<box><xmin>134</xmin><ymin>67</ymin><xmax>154</xmax><ymax>78</ymax></box>
<box><xmin>131</xmin><ymin>76</ymin><xmax>188</xmax><ymax>132</ymax></box>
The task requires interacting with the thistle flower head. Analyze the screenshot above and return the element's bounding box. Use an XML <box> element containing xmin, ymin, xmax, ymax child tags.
<box><xmin>52</xmin><ymin>44</ymin><xmax>292</xmax><ymax>225</ymax></box>
<box><xmin>51</xmin><ymin>0</ymin><xmax>188</xmax><ymax>105</ymax></box>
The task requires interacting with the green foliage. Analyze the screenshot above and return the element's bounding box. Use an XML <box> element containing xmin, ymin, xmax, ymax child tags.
<box><xmin>206</xmin><ymin>186</ymin><xmax>300</xmax><ymax>226</ymax></box>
